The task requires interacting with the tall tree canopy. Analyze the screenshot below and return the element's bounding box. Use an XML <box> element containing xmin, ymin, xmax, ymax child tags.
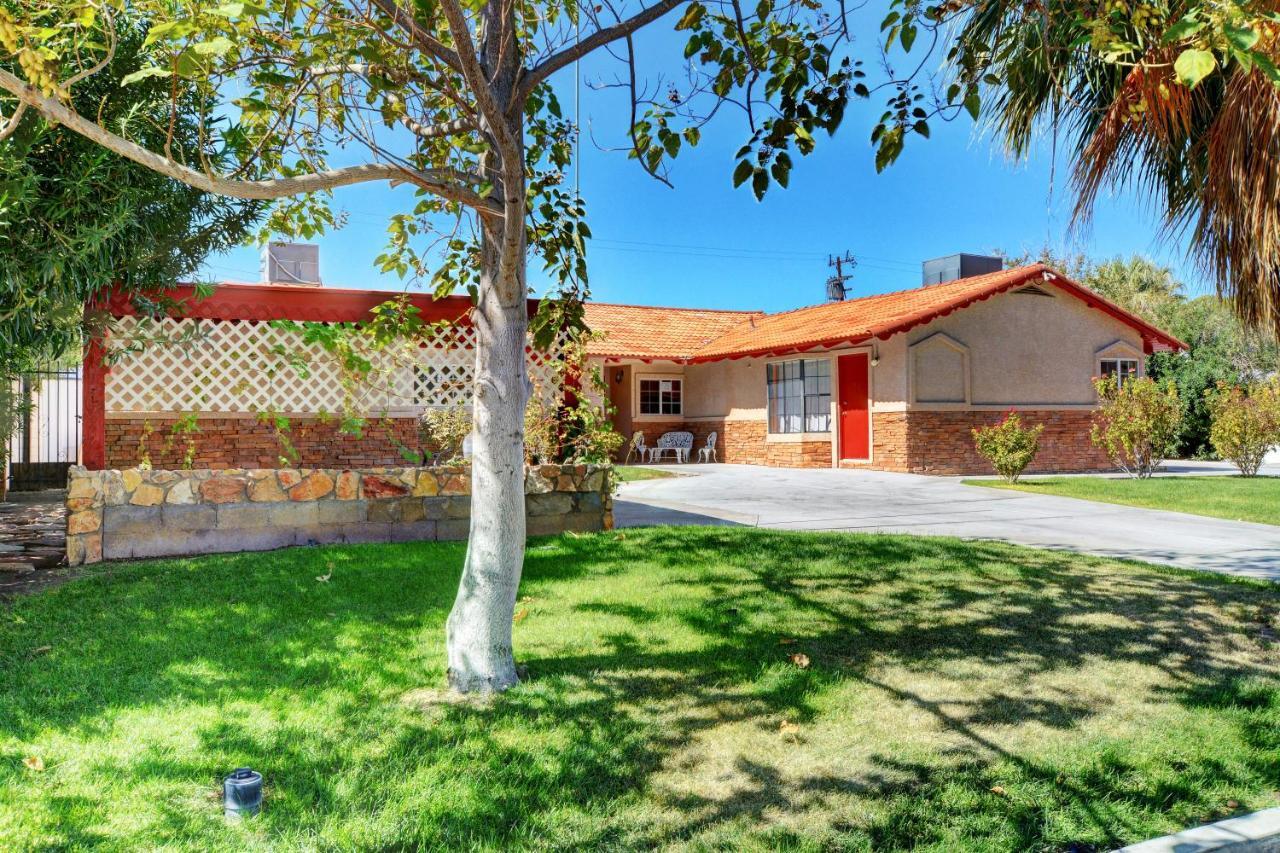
<box><xmin>0</xmin><ymin>16</ymin><xmax>261</xmax><ymax>368</ymax></box>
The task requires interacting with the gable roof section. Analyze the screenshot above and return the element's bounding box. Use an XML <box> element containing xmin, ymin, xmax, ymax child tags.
<box><xmin>586</xmin><ymin>264</ymin><xmax>1186</xmax><ymax>362</ymax></box>
<box><xmin>583</xmin><ymin>302</ymin><xmax>765</xmax><ymax>360</ymax></box>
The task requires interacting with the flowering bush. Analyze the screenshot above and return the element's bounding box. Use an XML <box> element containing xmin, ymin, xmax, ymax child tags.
<box><xmin>1090</xmin><ymin>375</ymin><xmax>1182</xmax><ymax>478</ymax></box>
<box><xmin>972</xmin><ymin>412</ymin><xmax>1044</xmax><ymax>483</ymax></box>
<box><xmin>1205</xmin><ymin>380</ymin><xmax>1280</xmax><ymax>476</ymax></box>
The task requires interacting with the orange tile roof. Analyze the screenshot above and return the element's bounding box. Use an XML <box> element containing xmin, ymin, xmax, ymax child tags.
<box><xmin>586</xmin><ymin>265</ymin><xmax>1186</xmax><ymax>361</ymax></box>
<box><xmin>583</xmin><ymin>302</ymin><xmax>765</xmax><ymax>359</ymax></box>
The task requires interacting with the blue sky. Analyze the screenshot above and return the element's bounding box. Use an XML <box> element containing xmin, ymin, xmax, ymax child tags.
<box><xmin>200</xmin><ymin>13</ymin><xmax>1205</xmax><ymax>314</ymax></box>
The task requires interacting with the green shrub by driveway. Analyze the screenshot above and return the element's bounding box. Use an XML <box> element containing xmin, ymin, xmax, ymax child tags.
<box><xmin>1</xmin><ymin>529</ymin><xmax>1276</xmax><ymax>850</ymax></box>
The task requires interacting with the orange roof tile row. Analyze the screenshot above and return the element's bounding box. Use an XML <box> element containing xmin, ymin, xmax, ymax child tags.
<box><xmin>585</xmin><ymin>265</ymin><xmax>1186</xmax><ymax>362</ymax></box>
<box><xmin>582</xmin><ymin>302</ymin><xmax>765</xmax><ymax>359</ymax></box>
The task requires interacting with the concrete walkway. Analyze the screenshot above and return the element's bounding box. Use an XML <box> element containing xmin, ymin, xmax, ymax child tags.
<box><xmin>615</xmin><ymin>463</ymin><xmax>1280</xmax><ymax>581</ymax></box>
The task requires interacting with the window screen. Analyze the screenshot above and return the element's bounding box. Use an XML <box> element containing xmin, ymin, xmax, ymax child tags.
<box><xmin>767</xmin><ymin>359</ymin><xmax>831</xmax><ymax>433</ymax></box>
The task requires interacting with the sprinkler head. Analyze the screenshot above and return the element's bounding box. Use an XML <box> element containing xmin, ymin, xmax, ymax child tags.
<box><xmin>223</xmin><ymin>767</ymin><xmax>263</xmax><ymax>820</ymax></box>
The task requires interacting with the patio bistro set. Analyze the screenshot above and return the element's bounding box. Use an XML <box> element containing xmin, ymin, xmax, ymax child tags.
<box><xmin>625</xmin><ymin>430</ymin><xmax>718</xmax><ymax>464</ymax></box>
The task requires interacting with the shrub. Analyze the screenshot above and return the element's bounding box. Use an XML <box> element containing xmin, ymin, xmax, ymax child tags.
<box><xmin>1205</xmin><ymin>379</ymin><xmax>1280</xmax><ymax>476</ymax></box>
<box><xmin>419</xmin><ymin>406</ymin><xmax>473</xmax><ymax>464</ymax></box>
<box><xmin>524</xmin><ymin>392</ymin><xmax>561</xmax><ymax>465</ymax></box>
<box><xmin>972</xmin><ymin>412</ymin><xmax>1045</xmax><ymax>483</ymax></box>
<box><xmin>1090</xmin><ymin>375</ymin><xmax>1182</xmax><ymax>478</ymax></box>
<box><xmin>524</xmin><ymin>366</ymin><xmax>624</xmax><ymax>465</ymax></box>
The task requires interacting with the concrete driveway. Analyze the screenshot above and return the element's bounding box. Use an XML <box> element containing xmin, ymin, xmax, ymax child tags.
<box><xmin>615</xmin><ymin>464</ymin><xmax>1280</xmax><ymax>581</ymax></box>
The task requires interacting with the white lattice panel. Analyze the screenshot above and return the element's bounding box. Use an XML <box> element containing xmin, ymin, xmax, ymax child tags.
<box><xmin>105</xmin><ymin>316</ymin><xmax>567</xmax><ymax>415</ymax></box>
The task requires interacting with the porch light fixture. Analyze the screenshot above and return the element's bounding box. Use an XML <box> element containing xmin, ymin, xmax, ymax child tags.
<box><xmin>614</xmin><ymin>369</ymin><xmax>624</xmax><ymax>384</ymax></box>
<box><xmin>870</xmin><ymin>347</ymin><xmax>880</xmax><ymax>367</ymax></box>
<box><xmin>223</xmin><ymin>767</ymin><xmax>263</xmax><ymax>820</ymax></box>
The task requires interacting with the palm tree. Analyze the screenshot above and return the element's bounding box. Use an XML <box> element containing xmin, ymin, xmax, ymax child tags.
<box><xmin>948</xmin><ymin>2</ymin><xmax>1280</xmax><ymax>337</ymax></box>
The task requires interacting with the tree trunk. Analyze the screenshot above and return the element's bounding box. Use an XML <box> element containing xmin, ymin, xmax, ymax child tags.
<box><xmin>445</xmin><ymin>225</ymin><xmax>530</xmax><ymax>693</ymax></box>
<box><xmin>444</xmin><ymin>13</ymin><xmax>529</xmax><ymax>692</ymax></box>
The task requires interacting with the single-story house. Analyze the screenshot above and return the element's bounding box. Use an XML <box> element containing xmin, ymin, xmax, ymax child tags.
<box><xmin>79</xmin><ymin>247</ymin><xmax>1184</xmax><ymax>477</ymax></box>
<box><xmin>584</xmin><ymin>258</ymin><xmax>1186</xmax><ymax>475</ymax></box>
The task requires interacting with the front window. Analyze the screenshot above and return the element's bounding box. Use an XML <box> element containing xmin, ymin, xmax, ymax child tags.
<box><xmin>767</xmin><ymin>359</ymin><xmax>831</xmax><ymax>433</ymax></box>
<box><xmin>1099</xmin><ymin>358</ymin><xmax>1139</xmax><ymax>387</ymax></box>
<box><xmin>638</xmin><ymin>377</ymin><xmax>682</xmax><ymax>416</ymax></box>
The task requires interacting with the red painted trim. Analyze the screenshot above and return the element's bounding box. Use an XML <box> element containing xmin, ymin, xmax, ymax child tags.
<box><xmin>101</xmin><ymin>282</ymin><xmax>540</xmax><ymax>325</ymax></box>
<box><xmin>82</xmin><ymin>335</ymin><xmax>107</xmax><ymax>470</ymax></box>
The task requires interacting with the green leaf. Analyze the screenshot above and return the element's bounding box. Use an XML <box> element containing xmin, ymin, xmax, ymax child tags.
<box><xmin>874</xmin><ymin>127</ymin><xmax>904</xmax><ymax>172</ymax></box>
<box><xmin>880</xmin><ymin>11</ymin><xmax>900</xmax><ymax>30</ymax></box>
<box><xmin>675</xmin><ymin>3</ymin><xmax>705</xmax><ymax>31</ymax></box>
<box><xmin>662</xmin><ymin>132</ymin><xmax>681</xmax><ymax>158</ymax></box>
<box><xmin>751</xmin><ymin>168</ymin><xmax>768</xmax><ymax>201</ymax></box>
<box><xmin>770</xmin><ymin>160</ymin><xmax>790</xmax><ymax>188</ymax></box>
<box><xmin>913</xmin><ymin>120</ymin><xmax>930</xmax><ymax>138</ymax></box>
<box><xmin>120</xmin><ymin>66</ymin><xmax>172</xmax><ymax>86</ymax></box>
<box><xmin>1251</xmin><ymin>51</ymin><xmax>1280</xmax><ymax>84</ymax></box>
<box><xmin>193</xmin><ymin>37</ymin><xmax>235</xmax><ymax>57</ymax></box>
<box><xmin>963</xmin><ymin>91</ymin><xmax>981</xmax><ymax>120</ymax></box>
<box><xmin>1174</xmin><ymin>48</ymin><xmax>1217</xmax><ymax>88</ymax></box>
<box><xmin>732</xmin><ymin>159</ymin><xmax>753</xmax><ymax>188</ymax></box>
<box><xmin>1224</xmin><ymin>24</ymin><xmax>1259</xmax><ymax>52</ymax></box>
<box><xmin>682</xmin><ymin>126</ymin><xmax>701</xmax><ymax>146</ymax></box>
<box><xmin>1162</xmin><ymin>15</ymin><xmax>1205</xmax><ymax>43</ymax></box>
<box><xmin>900</xmin><ymin>24</ymin><xmax>917</xmax><ymax>52</ymax></box>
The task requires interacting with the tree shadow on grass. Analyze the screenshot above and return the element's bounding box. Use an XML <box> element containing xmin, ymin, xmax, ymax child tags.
<box><xmin>0</xmin><ymin>527</ymin><xmax>1276</xmax><ymax>849</ymax></box>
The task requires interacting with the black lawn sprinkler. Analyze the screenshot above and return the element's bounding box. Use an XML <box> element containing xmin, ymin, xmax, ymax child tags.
<box><xmin>223</xmin><ymin>767</ymin><xmax>263</xmax><ymax>820</ymax></box>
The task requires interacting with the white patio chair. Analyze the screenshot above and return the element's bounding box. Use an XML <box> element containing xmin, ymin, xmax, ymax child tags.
<box><xmin>650</xmin><ymin>431</ymin><xmax>694</xmax><ymax>464</ymax></box>
<box><xmin>623</xmin><ymin>430</ymin><xmax>648</xmax><ymax>464</ymax></box>
<box><xmin>697</xmin><ymin>431</ymin><xmax>718</xmax><ymax>463</ymax></box>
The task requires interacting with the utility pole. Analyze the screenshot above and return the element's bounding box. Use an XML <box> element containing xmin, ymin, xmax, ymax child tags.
<box><xmin>826</xmin><ymin>251</ymin><xmax>856</xmax><ymax>302</ymax></box>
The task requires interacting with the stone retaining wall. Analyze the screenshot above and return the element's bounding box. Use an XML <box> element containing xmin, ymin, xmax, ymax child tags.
<box><xmin>66</xmin><ymin>464</ymin><xmax>612</xmax><ymax>565</ymax></box>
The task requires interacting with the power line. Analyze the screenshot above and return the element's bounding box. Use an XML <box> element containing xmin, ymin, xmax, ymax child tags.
<box><xmin>591</xmin><ymin>237</ymin><xmax>919</xmax><ymax>269</ymax></box>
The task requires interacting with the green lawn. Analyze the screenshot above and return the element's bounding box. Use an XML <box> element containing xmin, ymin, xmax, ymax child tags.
<box><xmin>965</xmin><ymin>475</ymin><xmax>1280</xmax><ymax>526</ymax></box>
<box><xmin>1</xmin><ymin>529</ymin><xmax>1277</xmax><ymax>850</ymax></box>
<box><xmin>614</xmin><ymin>465</ymin><xmax>677</xmax><ymax>482</ymax></box>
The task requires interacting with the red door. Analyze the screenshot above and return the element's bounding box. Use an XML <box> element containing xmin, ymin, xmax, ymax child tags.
<box><xmin>838</xmin><ymin>353</ymin><xmax>870</xmax><ymax>461</ymax></box>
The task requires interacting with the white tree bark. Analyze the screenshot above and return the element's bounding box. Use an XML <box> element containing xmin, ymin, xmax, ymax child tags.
<box><xmin>445</xmin><ymin>202</ymin><xmax>530</xmax><ymax>693</ymax></box>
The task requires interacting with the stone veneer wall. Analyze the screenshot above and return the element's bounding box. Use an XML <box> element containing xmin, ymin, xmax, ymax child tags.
<box><xmin>864</xmin><ymin>409</ymin><xmax>1110</xmax><ymax>475</ymax></box>
<box><xmin>105</xmin><ymin>416</ymin><xmax>422</xmax><ymax>470</ymax></box>
<box><xmin>66</xmin><ymin>463</ymin><xmax>612</xmax><ymax>565</ymax></box>
<box><xmin>724</xmin><ymin>420</ymin><xmax>830</xmax><ymax>468</ymax></box>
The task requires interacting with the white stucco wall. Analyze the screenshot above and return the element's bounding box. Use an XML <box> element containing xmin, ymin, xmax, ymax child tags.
<box><xmin>901</xmin><ymin>282</ymin><xmax>1146</xmax><ymax>407</ymax></box>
